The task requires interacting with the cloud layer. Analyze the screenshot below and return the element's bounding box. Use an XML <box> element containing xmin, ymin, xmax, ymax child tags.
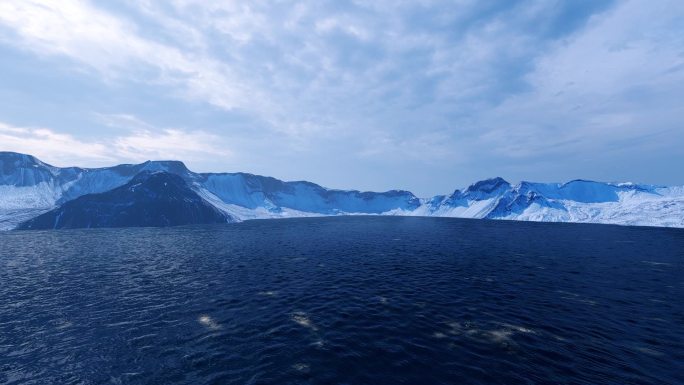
<box><xmin>0</xmin><ymin>120</ymin><xmax>229</xmax><ymax>167</ymax></box>
<box><xmin>0</xmin><ymin>0</ymin><xmax>682</xmax><ymax>194</ymax></box>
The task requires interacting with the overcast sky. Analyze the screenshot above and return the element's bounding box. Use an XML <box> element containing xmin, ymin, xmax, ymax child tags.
<box><xmin>0</xmin><ymin>0</ymin><xmax>682</xmax><ymax>196</ymax></box>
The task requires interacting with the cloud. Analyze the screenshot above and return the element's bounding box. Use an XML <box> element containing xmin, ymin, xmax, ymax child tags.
<box><xmin>0</xmin><ymin>0</ymin><xmax>682</xmax><ymax>192</ymax></box>
<box><xmin>0</xmin><ymin>0</ymin><xmax>266</xmax><ymax>112</ymax></box>
<box><xmin>0</xmin><ymin>120</ymin><xmax>231</xmax><ymax>167</ymax></box>
<box><xmin>114</xmin><ymin>128</ymin><xmax>229</xmax><ymax>162</ymax></box>
<box><xmin>0</xmin><ymin>0</ymin><xmax>554</xmax><ymax>140</ymax></box>
<box><xmin>474</xmin><ymin>0</ymin><xmax>684</xmax><ymax>159</ymax></box>
<box><xmin>94</xmin><ymin>113</ymin><xmax>157</xmax><ymax>132</ymax></box>
<box><xmin>0</xmin><ymin>122</ymin><xmax>114</xmax><ymax>165</ymax></box>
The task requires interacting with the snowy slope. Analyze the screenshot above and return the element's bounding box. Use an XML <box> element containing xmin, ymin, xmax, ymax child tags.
<box><xmin>197</xmin><ymin>172</ymin><xmax>420</xmax><ymax>219</ymax></box>
<box><xmin>0</xmin><ymin>152</ymin><xmax>421</xmax><ymax>226</ymax></box>
<box><xmin>1</xmin><ymin>152</ymin><xmax>682</xmax><ymax>229</ymax></box>
<box><xmin>427</xmin><ymin>178</ymin><xmax>684</xmax><ymax>228</ymax></box>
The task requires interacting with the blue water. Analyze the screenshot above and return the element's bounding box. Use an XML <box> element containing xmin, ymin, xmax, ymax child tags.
<box><xmin>1</xmin><ymin>217</ymin><xmax>682</xmax><ymax>385</ymax></box>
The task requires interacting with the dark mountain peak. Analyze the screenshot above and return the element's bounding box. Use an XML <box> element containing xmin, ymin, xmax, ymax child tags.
<box><xmin>130</xmin><ymin>170</ymin><xmax>184</xmax><ymax>185</ymax></box>
<box><xmin>379</xmin><ymin>189</ymin><xmax>418</xmax><ymax>198</ymax></box>
<box><xmin>561</xmin><ymin>179</ymin><xmax>597</xmax><ymax>187</ymax></box>
<box><xmin>459</xmin><ymin>177</ymin><xmax>511</xmax><ymax>201</ymax></box>
<box><xmin>120</xmin><ymin>171</ymin><xmax>204</xmax><ymax>204</ymax></box>
<box><xmin>466</xmin><ymin>177</ymin><xmax>510</xmax><ymax>193</ymax></box>
<box><xmin>18</xmin><ymin>170</ymin><xmax>231</xmax><ymax>230</ymax></box>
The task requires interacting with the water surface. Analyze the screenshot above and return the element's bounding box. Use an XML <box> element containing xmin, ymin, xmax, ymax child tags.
<box><xmin>1</xmin><ymin>217</ymin><xmax>683</xmax><ymax>384</ymax></box>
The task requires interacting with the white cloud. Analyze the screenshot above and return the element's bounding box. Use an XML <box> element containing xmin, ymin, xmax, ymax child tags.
<box><xmin>169</xmin><ymin>1</ymin><xmax>268</xmax><ymax>45</ymax></box>
<box><xmin>3</xmin><ymin>0</ymin><xmax>677</xmax><ymax>158</ymax></box>
<box><xmin>0</xmin><ymin>0</ymin><xmax>267</xmax><ymax>112</ymax></box>
<box><xmin>114</xmin><ymin>128</ymin><xmax>230</xmax><ymax>162</ymax></box>
<box><xmin>474</xmin><ymin>0</ymin><xmax>684</xmax><ymax>159</ymax></box>
<box><xmin>94</xmin><ymin>113</ymin><xmax>157</xmax><ymax>132</ymax></box>
<box><xmin>0</xmin><ymin>0</ymin><xmax>682</xmax><ymax>191</ymax></box>
<box><xmin>0</xmin><ymin>120</ymin><xmax>231</xmax><ymax>167</ymax></box>
<box><xmin>0</xmin><ymin>122</ymin><xmax>114</xmax><ymax>165</ymax></box>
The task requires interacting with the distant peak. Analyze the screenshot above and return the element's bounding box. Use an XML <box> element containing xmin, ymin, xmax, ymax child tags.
<box><xmin>0</xmin><ymin>151</ymin><xmax>42</xmax><ymax>165</ymax></box>
<box><xmin>465</xmin><ymin>177</ymin><xmax>510</xmax><ymax>193</ymax></box>
<box><xmin>562</xmin><ymin>179</ymin><xmax>597</xmax><ymax>186</ymax></box>
<box><xmin>141</xmin><ymin>160</ymin><xmax>190</xmax><ymax>174</ymax></box>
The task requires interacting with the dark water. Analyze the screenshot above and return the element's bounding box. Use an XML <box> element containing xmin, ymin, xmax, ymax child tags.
<box><xmin>1</xmin><ymin>217</ymin><xmax>683</xmax><ymax>385</ymax></box>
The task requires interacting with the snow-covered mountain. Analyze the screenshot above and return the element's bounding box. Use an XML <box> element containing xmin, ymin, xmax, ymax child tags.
<box><xmin>18</xmin><ymin>171</ymin><xmax>232</xmax><ymax>230</ymax></box>
<box><xmin>415</xmin><ymin>178</ymin><xmax>684</xmax><ymax>228</ymax></box>
<box><xmin>0</xmin><ymin>152</ymin><xmax>196</xmax><ymax>229</ymax></box>
<box><xmin>1</xmin><ymin>151</ymin><xmax>682</xmax><ymax>229</ymax></box>
<box><xmin>0</xmin><ymin>152</ymin><xmax>420</xmax><ymax>229</ymax></box>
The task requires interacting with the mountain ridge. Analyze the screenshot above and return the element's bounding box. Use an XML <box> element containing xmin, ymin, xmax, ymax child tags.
<box><xmin>1</xmin><ymin>152</ymin><xmax>682</xmax><ymax>229</ymax></box>
<box><xmin>18</xmin><ymin>171</ymin><xmax>232</xmax><ymax>230</ymax></box>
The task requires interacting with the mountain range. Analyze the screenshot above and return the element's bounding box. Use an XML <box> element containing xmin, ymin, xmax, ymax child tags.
<box><xmin>1</xmin><ymin>151</ymin><xmax>682</xmax><ymax>229</ymax></box>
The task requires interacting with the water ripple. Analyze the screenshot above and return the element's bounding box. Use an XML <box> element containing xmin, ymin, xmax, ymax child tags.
<box><xmin>0</xmin><ymin>217</ymin><xmax>682</xmax><ymax>384</ymax></box>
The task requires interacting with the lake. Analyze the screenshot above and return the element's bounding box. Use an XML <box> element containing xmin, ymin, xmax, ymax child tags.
<box><xmin>0</xmin><ymin>217</ymin><xmax>682</xmax><ymax>384</ymax></box>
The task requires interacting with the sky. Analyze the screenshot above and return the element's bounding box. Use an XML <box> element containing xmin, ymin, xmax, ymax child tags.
<box><xmin>0</xmin><ymin>0</ymin><xmax>682</xmax><ymax>196</ymax></box>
